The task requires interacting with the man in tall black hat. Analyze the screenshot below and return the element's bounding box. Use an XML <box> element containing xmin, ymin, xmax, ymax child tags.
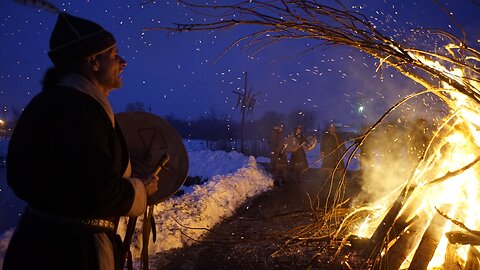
<box><xmin>3</xmin><ymin>9</ymin><xmax>159</xmax><ymax>270</ymax></box>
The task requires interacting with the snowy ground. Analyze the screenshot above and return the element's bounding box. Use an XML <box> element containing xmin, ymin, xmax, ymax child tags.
<box><xmin>0</xmin><ymin>139</ymin><xmax>360</xmax><ymax>267</ymax></box>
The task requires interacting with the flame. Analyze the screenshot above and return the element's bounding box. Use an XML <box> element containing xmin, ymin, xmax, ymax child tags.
<box><xmin>347</xmin><ymin>46</ymin><xmax>480</xmax><ymax>269</ymax></box>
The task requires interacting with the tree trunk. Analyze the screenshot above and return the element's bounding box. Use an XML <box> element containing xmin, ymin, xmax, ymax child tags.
<box><xmin>465</xmin><ymin>246</ymin><xmax>480</xmax><ymax>270</ymax></box>
<box><xmin>443</xmin><ymin>243</ymin><xmax>463</xmax><ymax>270</ymax></box>
<box><xmin>361</xmin><ymin>185</ymin><xmax>415</xmax><ymax>259</ymax></box>
<box><xmin>409</xmin><ymin>210</ymin><xmax>449</xmax><ymax>270</ymax></box>
<box><xmin>374</xmin><ymin>214</ymin><xmax>428</xmax><ymax>270</ymax></box>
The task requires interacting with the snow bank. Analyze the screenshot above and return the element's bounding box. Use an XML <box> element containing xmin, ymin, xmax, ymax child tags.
<box><xmin>116</xmin><ymin>150</ymin><xmax>273</xmax><ymax>257</ymax></box>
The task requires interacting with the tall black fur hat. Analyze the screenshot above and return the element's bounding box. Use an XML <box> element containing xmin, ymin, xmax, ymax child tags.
<box><xmin>48</xmin><ymin>13</ymin><xmax>116</xmax><ymax>67</ymax></box>
<box><xmin>15</xmin><ymin>0</ymin><xmax>116</xmax><ymax>67</ymax></box>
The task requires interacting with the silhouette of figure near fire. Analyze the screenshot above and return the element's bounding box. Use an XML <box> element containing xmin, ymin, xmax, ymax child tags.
<box><xmin>320</xmin><ymin>124</ymin><xmax>346</xmax><ymax>179</ymax></box>
<box><xmin>268</xmin><ymin>125</ymin><xmax>288</xmax><ymax>186</ymax></box>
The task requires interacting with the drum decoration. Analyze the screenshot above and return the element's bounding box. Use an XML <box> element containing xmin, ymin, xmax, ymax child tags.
<box><xmin>116</xmin><ymin>111</ymin><xmax>189</xmax><ymax>205</ymax></box>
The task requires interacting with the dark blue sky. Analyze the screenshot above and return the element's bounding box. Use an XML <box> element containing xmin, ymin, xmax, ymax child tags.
<box><xmin>1</xmin><ymin>1</ymin><xmax>479</xmax><ymax>128</ymax></box>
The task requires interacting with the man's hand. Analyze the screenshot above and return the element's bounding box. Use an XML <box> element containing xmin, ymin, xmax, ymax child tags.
<box><xmin>145</xmin><ymin>153</ymin><xmax>171</xmax><ymax>196</ymax></box>
<box><xmin>154</xmin><ymin>153</ymin><xmax>171</xmax><ymax>175</ymax></box>
<box><xmin>144</xmin><ymin>174</ymin><xmax>159</xmax><ymax>196</ymax></box>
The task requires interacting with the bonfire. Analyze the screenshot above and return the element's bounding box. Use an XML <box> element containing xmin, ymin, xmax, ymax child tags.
<box><xmin>146</xmin><ymin>1</ymin><xmax>480</xmax><ymax>269</ymax></box>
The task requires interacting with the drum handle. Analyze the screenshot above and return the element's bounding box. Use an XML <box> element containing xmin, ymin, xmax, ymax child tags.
<box><xmin>154</xmin><ymin>153</ymin><xmax>171</xmax><ymax>174</ymax></box>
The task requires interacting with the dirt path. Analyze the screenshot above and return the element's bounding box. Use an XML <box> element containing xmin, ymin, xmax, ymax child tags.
<box><xmin>150</xmin><ymin>168</ymin><xmax>362</xmax><ymax>270</ymax></box>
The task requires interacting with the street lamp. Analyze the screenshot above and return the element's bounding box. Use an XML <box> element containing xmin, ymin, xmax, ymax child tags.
<box><xmin>358</xmin><ymin>105</ymin><xmax>364</xmax><ymax>114</ymax></box>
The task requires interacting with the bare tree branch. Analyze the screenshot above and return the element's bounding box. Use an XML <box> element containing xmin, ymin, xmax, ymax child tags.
<box><xmin>144</xmin><ymin>0</ymin><xmax>479</xmax><ymax>108</ymax></box>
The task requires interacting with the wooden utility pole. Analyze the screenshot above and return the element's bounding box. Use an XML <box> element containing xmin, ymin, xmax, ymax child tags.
<box><xmin>233</xmin><ymin>72</ymin><xmax>256</xmax><ymax>153</ymax></box>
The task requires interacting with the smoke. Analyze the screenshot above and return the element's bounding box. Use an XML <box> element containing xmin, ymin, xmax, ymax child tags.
<box><xmin>351</xmin><ymin>97</ymin><xmax>439</xmax><ymax>206</ymax></box>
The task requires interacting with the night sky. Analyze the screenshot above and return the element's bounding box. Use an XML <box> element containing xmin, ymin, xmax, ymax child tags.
<box><xmin>1</xmin><ymin>1</ymin><xmax>479</xmax><ymax>128</ymax></box>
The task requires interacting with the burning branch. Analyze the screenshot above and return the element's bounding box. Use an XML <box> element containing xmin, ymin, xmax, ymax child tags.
<box><xmin>425</xmin><ymin>155</ymin><xmax>480</xmax><ymax>186</ymax></box>
<box><xmin>435</xmin><ymin>207</ymin><xmax>480</xmax><ymax>239</ymax></box>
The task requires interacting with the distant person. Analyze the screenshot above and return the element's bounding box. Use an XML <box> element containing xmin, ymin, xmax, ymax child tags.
<box><xmin>287</xmin><ymin>126</ymin><xmax>309</xmax><ymax>182</ymax></box>
<box><xmin>320</xmin><ymin>124</ymin><xmax>346</xmax><ymax>176</ymax></box>
<box><xmin>3</xmin><ymin>7</ymin><xmax>161</xmax><ymax>270</ymax></box>
<box><xmin>268</xmin><ymin>125</ymin><xmax>288</xmax><ymax>186</ymax></box>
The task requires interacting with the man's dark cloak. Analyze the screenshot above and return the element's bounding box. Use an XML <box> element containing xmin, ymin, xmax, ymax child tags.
<box><xmin>4</xmin><ymin>86</ymin><xmax>135</xmax><ymax>270</ymax></box>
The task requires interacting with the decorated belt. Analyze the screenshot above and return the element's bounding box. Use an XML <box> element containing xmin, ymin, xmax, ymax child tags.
<box><xmin>26</xmin><ymin>207</ymin><xmax>115</xmax><ymax>232</ymax></box>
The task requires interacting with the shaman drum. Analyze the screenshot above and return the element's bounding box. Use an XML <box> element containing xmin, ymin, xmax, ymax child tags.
<box><xmin>284</xmin><ymin>135</ymin><xmax>317</xmax><ymax>152</ymax></box>
<box><xmin>303</xmin><ymin>136</ymin><xmax>317</xmax><ymax>151</ymax></box>
<box><xmin>116</xmin><ymin>112</ymin><xmax>188</xmax><ymax>205</ymax></box>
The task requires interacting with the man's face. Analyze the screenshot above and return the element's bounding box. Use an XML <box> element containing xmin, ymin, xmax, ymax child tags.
<box><xmin>95</xmin><ymin>46</ymin><xmax>127</xmax><ymax>92</ymax></box>
<box><xmin>328</xmin><ymin>125</ymin><xmax>336</xmax><ymax>134</ymax></box>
